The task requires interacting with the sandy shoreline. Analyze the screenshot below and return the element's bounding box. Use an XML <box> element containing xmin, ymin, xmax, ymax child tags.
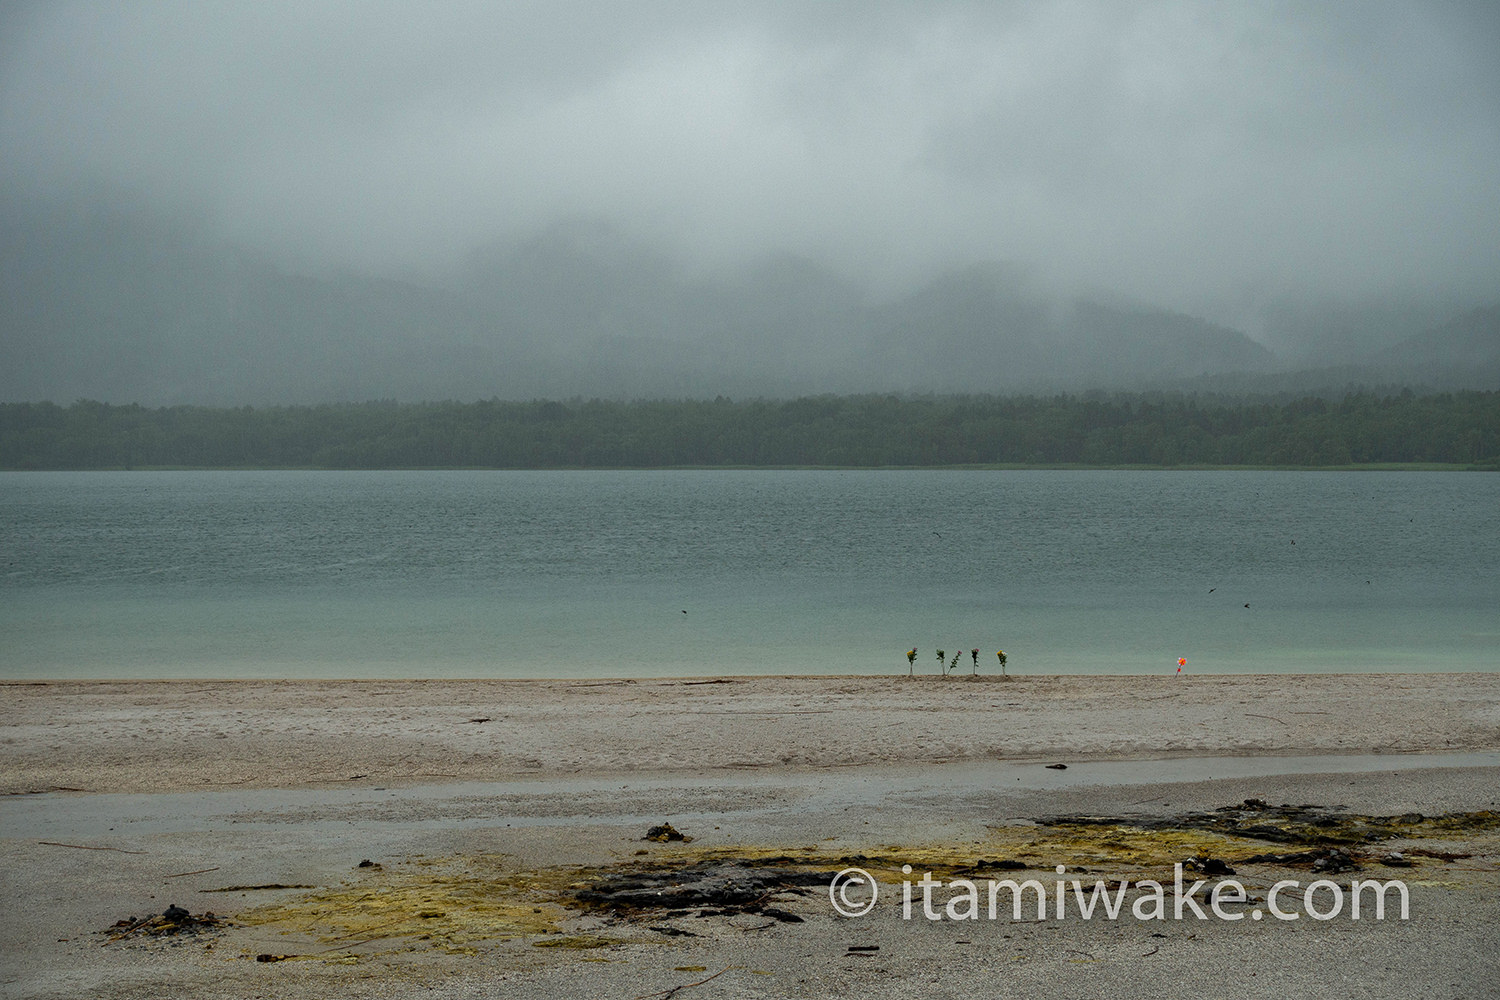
<box><xmin>4</xmin><ymin>673</ymin><xmax>1499</xmax><ymax>794</ymax></box>
<box><xmin>3</xmin><ymin>673</ymin><xmax>1499</xmax><ymax>999</ymax></box>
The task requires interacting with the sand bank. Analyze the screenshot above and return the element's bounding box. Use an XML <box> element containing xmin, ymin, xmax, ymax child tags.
<box><xmin>4</xmin><ymin>673</ymin><xmax>1499</xmax><ymax>795</ymax></box>
<box><xmin>2</xmin><ymin>674</ymin><xmax>1498</xmax><ymax>999</ymax></box>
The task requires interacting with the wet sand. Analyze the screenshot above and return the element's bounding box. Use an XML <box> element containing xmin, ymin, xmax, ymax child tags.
<box><xmin>2</xmin><ymin>674</ymin><xmax>1498</xmax><ymax>999</ymax></box>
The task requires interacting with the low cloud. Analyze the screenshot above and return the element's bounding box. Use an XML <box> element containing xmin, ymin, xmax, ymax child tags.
<box><xmin>3</xmin><ymin>0</ymin><xmax>1497</xmax><ymax>327</ymax></box>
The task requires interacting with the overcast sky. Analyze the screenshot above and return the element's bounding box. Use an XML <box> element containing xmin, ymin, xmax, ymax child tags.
<box><xmin>3</xmin><ymin>0</ymin><xmax>1498</xmax><ymax>324</ymax></box>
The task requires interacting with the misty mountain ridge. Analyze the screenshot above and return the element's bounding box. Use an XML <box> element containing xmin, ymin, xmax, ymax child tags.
<box><xmin>853</xmin><ymin>263</ymin><xmax>1277</xmax><ymax>393</ymax></box>
<box><xmin>1374</xmin><ymin>305</ymin><xmax>1500</xmax><ymax>378</ymax></box>
<box><xmin>1</xmin><ymin>204</ymin><xmax>1494</xmax><ymax>405</ymax></box>
<box><xmin>1172</xmin><ymin>305</ymin><xmax>1500</xmax><ymax>398</ymax></box>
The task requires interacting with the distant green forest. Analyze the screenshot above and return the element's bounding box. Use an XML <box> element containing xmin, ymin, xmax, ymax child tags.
<box><xmin>1</xmin><ymin>391</ymin><xmax>1497</xmax><ymax>469</ymax></box>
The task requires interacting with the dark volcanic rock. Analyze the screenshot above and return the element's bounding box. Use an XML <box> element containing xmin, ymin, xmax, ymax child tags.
<box><xmin>1039</xmin><ymin>804</ymin><xmax>1498</xmax><ymax>848</ymax></box>
<box><xmin>575</xmin><ymin>860</ymin><xmax>828</xmax><ymax>914</ymax></box>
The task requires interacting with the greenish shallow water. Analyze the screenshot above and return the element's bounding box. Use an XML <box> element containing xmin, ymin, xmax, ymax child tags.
<box><xmin>1</xmin><ymin>470</ymin><xmax>1495</xmax><ymax>678</ymax></box>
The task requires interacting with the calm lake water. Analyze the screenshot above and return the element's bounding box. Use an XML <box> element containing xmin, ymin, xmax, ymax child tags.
<box><xmin>1</xmin><ymin>470</ymin><xmax>1496</xmax><ymax>679</ymax></box>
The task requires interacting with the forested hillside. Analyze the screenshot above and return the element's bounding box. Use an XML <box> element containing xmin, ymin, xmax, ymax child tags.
<box><xmin>2</xmin><ymin>391</ymin><xmax>1495</xmax><ymax>469</ymax></box>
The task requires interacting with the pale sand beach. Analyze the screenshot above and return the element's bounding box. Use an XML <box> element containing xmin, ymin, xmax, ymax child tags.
<box><xmin>3</xmin><ymin>674</ymin><xmax>1499</xmax><ymax>999</ymax></box>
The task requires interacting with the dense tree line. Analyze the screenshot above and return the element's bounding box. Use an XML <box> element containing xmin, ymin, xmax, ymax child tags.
<box><xmin>1</xmin><ymin>391</ymin><xmax>1497</xmax><ymax>469</ymax></box>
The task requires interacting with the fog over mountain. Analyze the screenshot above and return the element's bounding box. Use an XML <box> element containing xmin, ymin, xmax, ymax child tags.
<box><xmin>2</xmin><ymin>2</ymin><xmax>1497</xmax><ymax>403</ymax></box>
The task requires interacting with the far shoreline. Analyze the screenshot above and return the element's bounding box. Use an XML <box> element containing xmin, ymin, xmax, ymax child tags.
<box><xmin>3</xmin><ymin>462</ymin><xmax>1495</xmax><ymax>472</ymax></box>
<box><xmin>3</xmin><ymin>667</ymin><xmax>1498</xmax><ymax>685</ymax></box>
<box><xmin>3</xmin><ymin>667</ymin><xmax>1500</xmax><ymax>683</ymax></box>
